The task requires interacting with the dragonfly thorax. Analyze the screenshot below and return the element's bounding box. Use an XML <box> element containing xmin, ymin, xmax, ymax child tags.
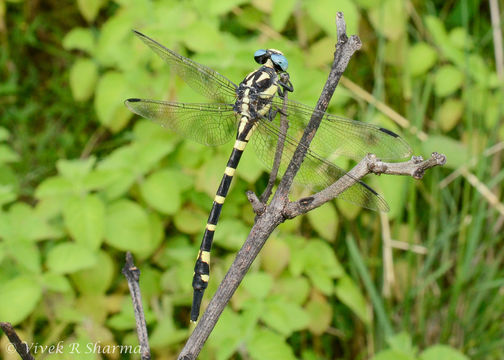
<box><xmin>234</xmin><ymin>65</ymin><xmax>281</xmax><ymax>121</ymax></box>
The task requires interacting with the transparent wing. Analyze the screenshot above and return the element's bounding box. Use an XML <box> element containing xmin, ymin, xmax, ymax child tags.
<box><xmin>125</xmin><ymin>99</ymin><xmax>238</xmax><ymax>146</ymax></box>
<box><xmin>134</xmin><ymin>30</ymin><xmax>238</xmax><ymax>104</ymax></box>
<box><xmin>272</xmin><ymin>97</ymin><xmax>412</xmax><ymax>161</ymax></box>
<box><xmin>252</xmin><ymin>118</ymin><xmax>389</xmax><ymax>212</ymax></box>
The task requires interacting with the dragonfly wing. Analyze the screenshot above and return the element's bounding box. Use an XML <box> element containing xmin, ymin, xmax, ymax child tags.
<box><xmin>272</xmin><ymin>97</ymin><xmax>412</xmax><ymax>161</ymax></box>
<box><xmin>125</xmin><ymin>99</ymin><xmax>237</xmax><ymax>146</ymax></box>
<box><xmin>134</xmin><ymin>31</ymin><xmax>238</xmax><ymax>104</ymax></box>
<box><xmin>252</xmin><ymin>118</ymin><xmax>389</xmax><ymax>212</ymax></box>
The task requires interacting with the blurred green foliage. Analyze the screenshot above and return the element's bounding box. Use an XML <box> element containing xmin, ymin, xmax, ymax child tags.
<box><xmin>1</xmin><ymin>0</ymin><xmax>503</xmax><ymax>359</ymax></box>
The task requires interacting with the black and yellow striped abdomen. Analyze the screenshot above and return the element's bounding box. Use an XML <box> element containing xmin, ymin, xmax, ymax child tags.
<box><xmin>190</xmin><ymin>64</ymin><xmax>280</xmax><ymax>322</ymax></box>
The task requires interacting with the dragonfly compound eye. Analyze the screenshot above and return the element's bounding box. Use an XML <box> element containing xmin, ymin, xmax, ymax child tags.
<box><xmin>254</xmin><ymin>49</ymin><xmax>268</xmax><ymax>64</ymax></box>
<box><xmin>271</xmin><ymin>53</ymin><xmax>288</xmax><ymax>71</ymax></box>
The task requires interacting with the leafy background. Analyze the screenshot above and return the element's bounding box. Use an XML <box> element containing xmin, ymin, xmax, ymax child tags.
<box><xmin>1</xmin><ymin>0</ymin><xmax>503</xmax><ymax>359</ymax></box>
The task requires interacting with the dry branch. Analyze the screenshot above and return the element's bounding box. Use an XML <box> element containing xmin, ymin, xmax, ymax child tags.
<box><xmin>0</xmin><ymin>322</ymin><xmax>35</xmax><ymax>360</ymax></box>
<box><xmin>122</xmin><ymin>252</ymin><xmax>151</xmax><ymax>360</ymax></box>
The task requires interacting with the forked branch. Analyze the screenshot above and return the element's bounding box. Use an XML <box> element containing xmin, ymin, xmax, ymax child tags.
<box><xmin>175</xmin><ymin>11</ymin><xmax>435</xmax><ymax>360</ymax></box>
<box><xmin>122</xmin><ymin>252</ymin><xmax>151</xmax><ymax>360</ymax></box>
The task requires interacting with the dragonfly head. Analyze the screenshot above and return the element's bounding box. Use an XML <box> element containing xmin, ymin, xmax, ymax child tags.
<box><xmin>254</xmin><ymin>49</ymin><xmax>288</xmax><ymax>72</ymax></box>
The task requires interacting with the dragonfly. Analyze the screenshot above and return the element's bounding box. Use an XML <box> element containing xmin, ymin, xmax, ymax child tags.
<box><xmin>125</xmin><ymin>30</ymin><xmax>412</xmax><ymax>322</ymax></box>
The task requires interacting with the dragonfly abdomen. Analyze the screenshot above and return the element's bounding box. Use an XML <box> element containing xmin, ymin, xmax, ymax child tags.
<box><xmin>190</xmin><ymin>116</ymin><xmax>257</xmax><ymax>322</ymax></box>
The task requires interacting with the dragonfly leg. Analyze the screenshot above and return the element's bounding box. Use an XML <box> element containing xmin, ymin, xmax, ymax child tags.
<box><xmin>277</xmin><ymin>73</ymin><xmax>294</xmax><ymax>96</ymax></box>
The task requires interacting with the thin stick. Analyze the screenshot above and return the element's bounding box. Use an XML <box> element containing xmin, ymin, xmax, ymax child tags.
<box><xmin>260</xmin><ymin>75</ymin><xmax>291</xmax><ymax>203</ymax></box>
<box><xmin>380</xmin><ymin>212</ymin><xmax>395</xmax><ymax>298</ymax></box>
<box><xmin>0</xmin><ymin>322</ymin><xmax>35</xmax><ymax>360</ymax></box>
<box><xmin>489</xmin><ymin>0</ymin><xmax>504</xmax><ymax>80</ymax></box>
<box><xmin>275</xmin><ymin>12</ymin><xmax>362</xmax><ymax>201</ymax></box>
<box><xmin>122</xmin><ymin>252</ymin><xmax>151</xmax><ymax>360</ymax></box>
<box><xmin>284</xmin><ymin>153</ymin><xmax>446</xmax><ymax>218</ymax></box>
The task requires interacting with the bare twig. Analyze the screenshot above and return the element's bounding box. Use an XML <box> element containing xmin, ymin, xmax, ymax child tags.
<box><xmin>489</xmin><ymin>0</ymin><xmax>504</xmax><ymax>198</ymax></box>
<box><xmin>122</xmin><ymin>252</ymin><xmax>151</xmax><ymax>360</ymax></box>
<box><xmin>380</xmin><ymin>212</ymin><xmax>395</xmax><ymax>298</ymax></box>
<box><xmin>274</xmin><ymin>13</ymin><xmax>362</xmax><ymax>202</ymax></box>
<box><xmin>260</xmin><ymin>74</ymin><xmax>291</xmax><ymax>203</ymax></box>
<box><xmin>246</xmin><ymin>190</ymin><xmax>266</xmax><ymax>215</ymax></box>
<box><xmin>489</xmin><ymin>0</ymin><xmax>504</xmax><ymax>80</ymax></box>
<box><xmin>284</xmin><ymin>153</ymin><xmax>446</xmax><ymax>218</ymax></box>
<box><xmin>0</xmin><ymin>322</ymin><xmax>35</xmax><ymax>360</ymax></box>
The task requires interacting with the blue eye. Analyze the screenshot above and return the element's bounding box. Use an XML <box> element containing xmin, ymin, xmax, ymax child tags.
<box><xmin>254</xmin><ymin>49</ymin><xmax>267</xmax><ymax>57</ymax></box>
<box><xmin>271</xmin><ymin>53</ymin><xmax>288</xmax><ymax>71</ymax></box>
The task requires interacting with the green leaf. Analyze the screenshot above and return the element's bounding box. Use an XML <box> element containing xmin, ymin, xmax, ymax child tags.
<box><xmin>95</xmin><ymin>13</ymin><xmax>132</xmax><ymax>69</ymax></box>
<box><xmin>449</xmin><ymin>27</ymin><xmax>472</xmax><ymax>50</ymax></box>
<box><xmin>69</xmin><ymin>58</ymin><xmax>98</xmax><ymax>102</ymax></box>
<box><xmin>35</xmin><ymin>176</ymin><xmax>74</xmax><ymax>198</ymax></box>
<box><xmin>182</xmin><ymin>21</ymin><xmax>224</xmax><ymax>53</ymax></box>
<box><xmin>0</xmin><ymin>126</ymin><xmax>10</xmax><ymax>141</ymax></box>
<box><xmin>247</xmin><ymin>328</ymin><xmax>296</xmax><ymax>360</ymax></box>
<box><xmin>408</xmin><ymin>42</ymin><xmax>438</xmax><ymax>76</ymax></box>
<box><xmin>94</xmin><ymin>71</ymin><xmax>131</xmax><ymax>132</ymax></box>
<box><xmin>304</xmin><ymin>0</ymin><xmax>359</xmax><ymax>36</ymax></box>
<box><xmin>307</xmin><ymin>203</ymin><xmax>338</xmax><ymax>241</ymax></box>
<box><xmin>70</xmin><ymin>250</ymin><xmax>114</xmax><ymax>295</ymax></box>
<box><xmin>209</xmin><ymin>308</ymin><xmax>246</xmax><ymax>360</ymax></box>
<box><xmin>0</xmin><ymin>203</ymin><xmax>60</xmax><ymax>242</ymax></box>
<box><xmin>6</xmin><ymin>240</ymin><xmax>41</xmax><ymax>273</ymax></box>
<box><xmin>304</xmin><ymin>239</ymin><xmax>344</xmax><ymax>279</ymax></box>
<box><xmin>77</xmin><ymin>0</ymin><xmax>105</xmax><ymax>22</ymax></box>
<box><xmin>139</xmin><ymin>169</ymin><xmax>182</xmax><ymax>215</ymax></box>
<box><xmin>306</xmin><ymin>295</ymin><xmax>332</xmax><ymax>335</ymax></box>
<box><xmin>63</xmin><ymin>195</ymin><xmax>105</xmax><ymax>250</ymax></box>
<box><xmin>271</xmin><ymin>0</ymin><xmax>296</xmax><ymax>31</ymax></box>
<box><xmin>260</xmin><ymin>236</ymin><xmax>290</xmax><ymax>276</ymax></box>
<box><xmin>419</xmin><ymin>345</ymin><xmax>469</xmax><ymax>360</ymax></box>
<box><xmin>41</xmin><ymin>273</ymin><xmax>72</xmax><ymax>293</ymax></box>
<box><xmin>375</xmin><ymin>175</ymin><xmax>408</xmax><ymax>220</ymax></box>
<box><xmin>215</xmin><ymin>219</ymin><xmax>250</xmax><ymax>251</ymax></box>
<box><xmin>437</xmin><ymin>98</ymin><xmax>464</xmax><ymax>132</ymax></box>
<box><xmin>0</xmin><ymin>144</ymin><xmax>20</xmax><ymax>163</ymax></box>
<box><xmin>208</xmin><ymin>0</ymin><xmax>249</xmax><ymax>16</ymax></box>
<box><xmin>133</xmin><ymin>119</ymin><xmax>178</xmax><ymax>145</ymax></box>
<box><xmin>46</xmin><ymin>242</ymin><xmax>97</xmax><ymax>274</ymax></box>
<box><xmin>242</xmin><ymin>272</ymin><xmax>273</xmax><ymax>299</ymax></box>
<box><xmin>261</xmin><ymin>298</ymin><xmax>310</xmax><ymax>335</ymax></box>
<box><xmin>149</xmin><ymin>318</ymin><xmax>188</xmax><ymax>347</ymax></box>
<box><xmin>368</xmin><ymin>0</ymin><xmax>406</xmax><ymax>41</ymax></box>
<box><xmin>434</xmin><ymin>65</ymin><xmax>464</xmax><ymax>97</ymax></box>
<box><xmin>105</xmin><ymin>199</ymin><xmax>152</xmax><ymax>253</ymax></box>
<box><xmin>0</xmin><ymin>185</ymin><xmax>16</xmax><ymax>206</ymax></box>
<box><xmin>274</xmin><ymin>276</ymin><xmax>310</xmax><ymax>305</ymax></box>
<box><xmin>173</xmin><ymin>207</ymin><xmax>206</xmax><ymax>235</ymax></box>
<box><xmin>421</xmin><ymin>135</ymin><xmax>468</xmax><ymax>169</ymax></box>
<box><xmin>308</xmin><ymin>37</ymin><xmax>335</xmax><ymax>68</ymax></box>
<box><xmin>196</xmin><ymin>153</ymin><xmax>229</xmax><ymax>197</ymax></box>
<box><xmin>0</xmin><ymin>275</ymin><xmax>42</xmax><ymax>325</ymax></box>
<box><xmin>387</xmin><ymin>332</ymin><xmax>417</xmax><ymax>356</ymax></box>
<box><xmin>57</xmin><ymin>157</ymin><xmax>96</xmax><ymax>180</ymax></box>
<box><xmin>62</xmin><ymin>27</ymin><xmax>95</xmax><ymax>53</ymax></box>
<box><xmin>372</xmin><ymin>350</ymin><xmax>416</xmax><ymax>360</ymax></box>
<box><xmin>237</xmin><ymin>146</ymin><xmax>266</xmax><ymax>183</ymax></box>
<box><xmin>334</xmin><ymin>275</ymin><xmax>370</xmax><ymax>324</ymax></box>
